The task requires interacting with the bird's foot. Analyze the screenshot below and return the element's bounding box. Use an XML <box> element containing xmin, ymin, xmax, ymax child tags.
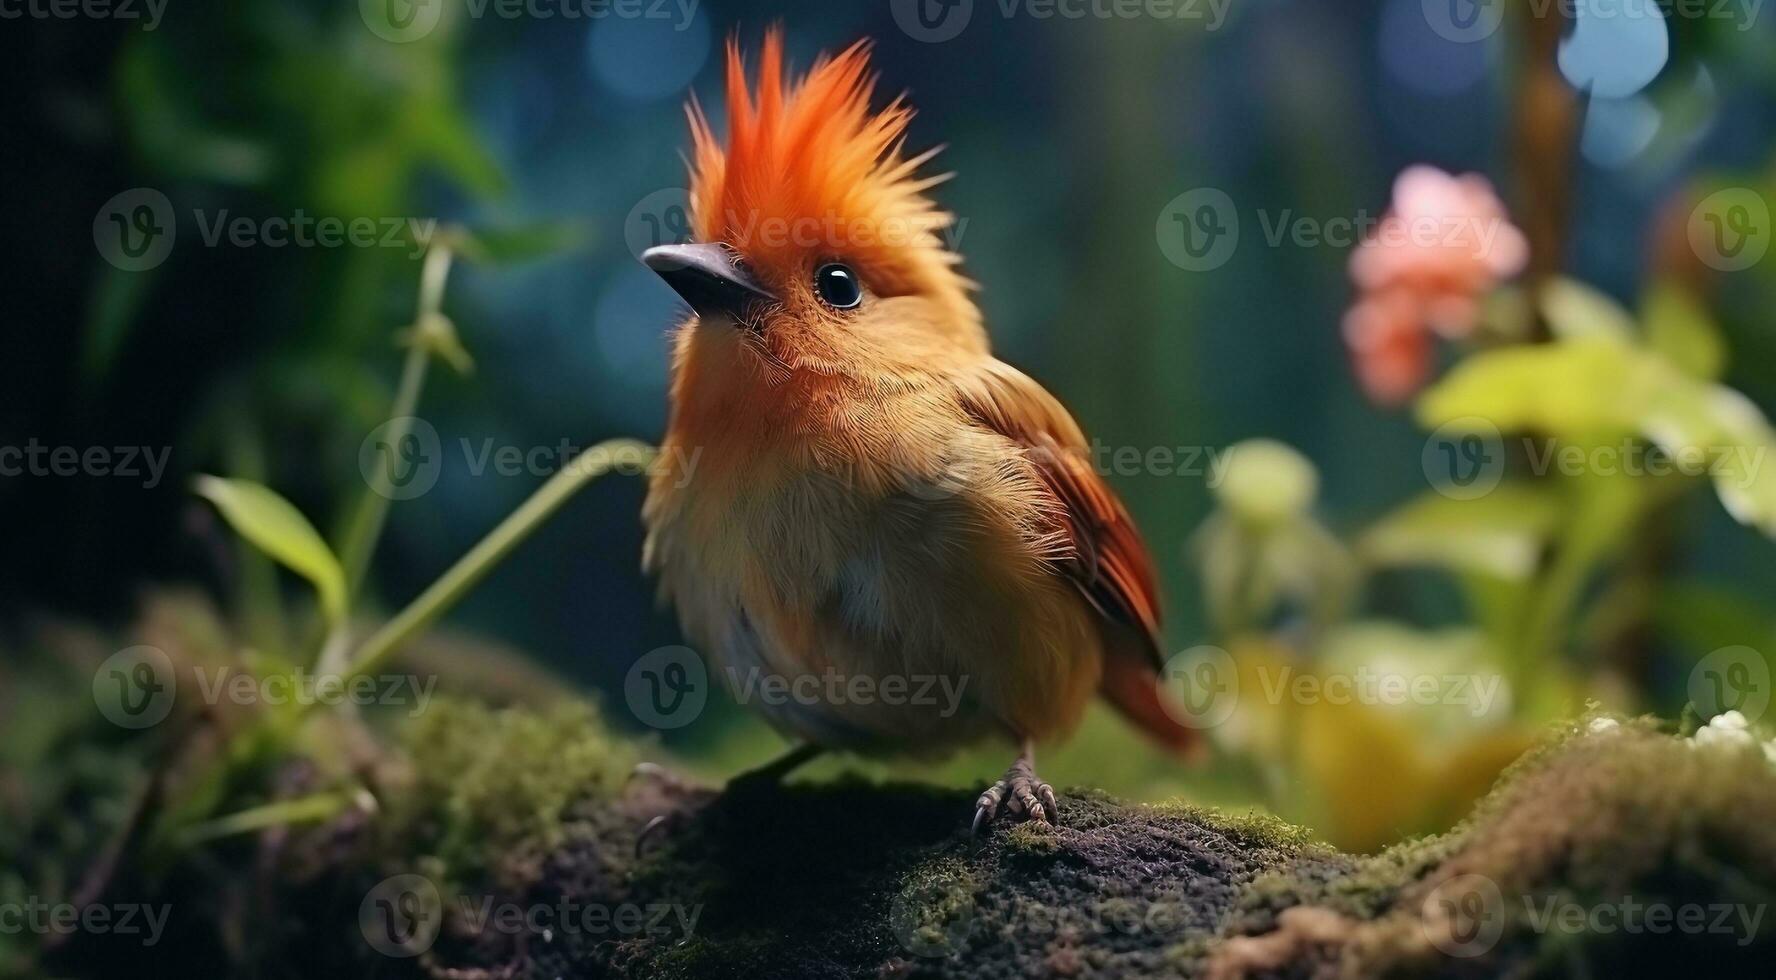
<box><xmin>971</xmin><ymin>749</ymin><xmax>1058</xmax><ymax>834</ymax></box>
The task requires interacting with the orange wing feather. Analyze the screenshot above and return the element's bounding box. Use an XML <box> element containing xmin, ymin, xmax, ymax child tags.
<box><xmin>957</xmin><ymin>362</ymin><xmax>1201</xmax><ymax>756</ymax></box>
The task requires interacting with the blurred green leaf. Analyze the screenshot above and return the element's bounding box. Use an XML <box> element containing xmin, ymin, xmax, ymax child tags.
<box><xmin>1634</xmin><ymin>382</ymin><xmax>1776</xmax><ymax>537</ymax></box>
<box><xmin>1643</xmin><ymin>281</ymin><xmax>1725</xmax><ymax>380</ymax></box>
<box><xmin>194</xmin><ymin>476</ymin><xmax>347</xmax><ymax>625</ymax></box>
<box><xmin>1539</xmin><ymin>277</ymin><xmax>1638</xmax><ymax>344</ymax></box>
<box><xmin>1316</xmin><ymin>621</ymin><xmax>1521</xmax><ymax>737</ymax></box>
<box><xmin>1416</xmin><ymin>337</ymin><xmax>1657</xmax><ymax>437</ymax></box>
<box><xmin>116</xmin><ymin>36</ymin><xmax>275</xmax><ymax>184</ymax></box>
<box><xmin>1359</xmin><ymin>483</ymin><xmax>1560</xmax><ymax>580</ymax></box>
<box><xmin>412</xmin><ymin>100</ymin><xmax>507</xmax><ymax>198</ymax></box>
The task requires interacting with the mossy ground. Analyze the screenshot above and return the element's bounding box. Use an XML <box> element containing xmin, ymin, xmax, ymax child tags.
<box><xmin>302</xmin><ymin>709</ymin><xmax>1776</xmax><ymax>980</ymax></box>
<box><xmin>11</xmin><ymin>652</ymin><xmax>1776</xmax><ymax>980</ymax></box>
<box><xmin>1209</xmin><ymin>717</ymin><xmax>1776</xmax><ymax>978</ymax></box>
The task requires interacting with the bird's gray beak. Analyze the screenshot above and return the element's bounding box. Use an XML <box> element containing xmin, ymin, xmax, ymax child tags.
<box><xmin>642</xmin><ymin>243</ymin><xmax>774</xmax><ymax>320</ymax></box>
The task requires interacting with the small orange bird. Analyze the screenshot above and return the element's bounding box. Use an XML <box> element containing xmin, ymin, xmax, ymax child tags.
<box><xmin>642</xmin><ymin>31</ymin><xmax>1198</xmax><ymax>830</ymax></box>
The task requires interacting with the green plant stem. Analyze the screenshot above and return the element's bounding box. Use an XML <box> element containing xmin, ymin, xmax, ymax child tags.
<box><xmin>341</xmin><ymin>439</ymin><xmax>656</xmax><ymax>686</ymax></box>
<box><xmin>338</xmin><ymin>244</ymin><xmax>455</xmax><ymax>599</ymax></box>
<box><xmin>1516</xmin><ymin>540</ymin><xmax>1591</xmax><ymax>694</ymax></box>
<box><xmin>320</xmin><ymin>243</ymin><xmax>457</xmax><ymax>677</ymax></box>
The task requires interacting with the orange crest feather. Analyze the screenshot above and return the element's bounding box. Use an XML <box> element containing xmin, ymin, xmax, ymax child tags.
<box><xmin>686</xmin><ymin>31</ymin><xmax>974</xmax><ymax>322</ymax></box>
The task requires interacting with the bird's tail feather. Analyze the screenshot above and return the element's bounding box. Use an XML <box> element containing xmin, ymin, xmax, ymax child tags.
<box><xmin>1100</xmin><ymin>646</ymin><xmax>1209</xmax><ymax>765</ymax></box>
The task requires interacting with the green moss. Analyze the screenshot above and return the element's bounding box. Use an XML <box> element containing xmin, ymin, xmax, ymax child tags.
<box><xmin>1004</xmin><ymin>820</ymin><xmax>1062</xmax><ymax>855</ymax></box>
<box><xmin>643</xmin><ymin>933</ymin><xmax>776</xmax><ymax>980</ymax></box>
<box><xmin>890</xmin><ymin>857</ymin><xmax>979</xmax><ymax>958</ymax></box>
<box><xmin>379</xmin><ymin>697</ymin><xmax>632</xmax><ymax>885</ymax></box>
<box><xmin>1142</xmin><ymin>799</ymin><xmax>1324</xmax><ymax>855</ymax></box>
<box><xmin>1212</xmin><ymin>718</ymin><xmax>1776</xmax><ymax>977</ymax></box>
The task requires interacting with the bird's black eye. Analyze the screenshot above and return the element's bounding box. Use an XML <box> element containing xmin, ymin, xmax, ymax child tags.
<box><xmin>814</xmin><ymin>263</ymin><xmax>864</xmax><ymax>310</ymax></box>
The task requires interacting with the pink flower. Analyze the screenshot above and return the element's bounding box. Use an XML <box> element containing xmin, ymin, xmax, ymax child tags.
<box><xmin>1344</xmin><ymin>166</ymin><xmax>1528</xmax><ymax>403</ymax></box>
<box><xmin>1342</xmin><ymin>288</ymin><xmax>1430</xmax><ymax>407</ymax></box>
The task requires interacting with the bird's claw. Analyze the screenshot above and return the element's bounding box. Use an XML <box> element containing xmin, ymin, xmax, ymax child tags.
<box><xmin>971</xmin><ymin>756</ymin><xmax>1058</xmax><ymax>833</ymax></box>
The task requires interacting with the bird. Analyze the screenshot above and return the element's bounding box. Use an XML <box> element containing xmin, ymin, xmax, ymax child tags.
<box><xmin>640</xmin><ymin>30</ymin><xmax>1200</xmax><ymax>831</ymax></box>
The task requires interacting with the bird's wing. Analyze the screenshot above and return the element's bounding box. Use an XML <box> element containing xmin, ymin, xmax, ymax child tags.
<box><xmin>953</xmin><ymin>360</ymin><xmax>1163</xmax><ymax>656</ymax></box>
<box><xmin>954</xmin><ymin>360</ymin><xmax>1200</xmax><ymax>756</ymax></box>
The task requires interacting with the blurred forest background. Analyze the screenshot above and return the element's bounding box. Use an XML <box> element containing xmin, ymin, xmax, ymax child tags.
<box><xmin>4</xmin><ymin>0</ymin><xmax>1776</xmax><ymax>857</ymax></box>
